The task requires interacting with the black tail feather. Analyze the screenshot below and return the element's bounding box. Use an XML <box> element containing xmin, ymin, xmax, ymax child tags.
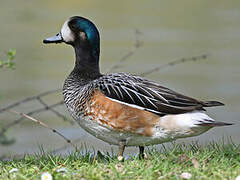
<box><xmin>202</xmin><ymin>101</ymin><xmax>224</xmax><ymax>107</ymax></box>
<box><xmin>200</xmin><ymin>122</ymin><xmax>233</xmax><ymax>127</ymax></box>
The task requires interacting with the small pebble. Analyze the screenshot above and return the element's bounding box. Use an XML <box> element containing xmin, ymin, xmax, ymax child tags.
<box><xmin>41</xmin><ymin>172</ymin><xmax>53</xmax><ymax>180</ymax></box>
<box><xmin>56</xmin><ymin>167</ymin><xmax>67</xmax><ymax>173</ymax></box>
<box><xmin>9</xmin><ymin>168</ymin><xmax>18</xmax><ymax>173</ymax></box>
<box><xmin>180</xmin><ymin>172</ymin><xmax>192</xmax><ymax>179</ymax></box>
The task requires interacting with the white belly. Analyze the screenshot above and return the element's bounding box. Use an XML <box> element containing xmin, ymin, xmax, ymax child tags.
<box><xmin>71</xmin><ymin>113</ymin><xmax>202</xmax><ymax>146</ymax></box>
<box><xmin>70</xmin><ymin>109</ymin><xmax>212</xmax><ymax>146</ymax></box>
<box><xmin>76</xmin><ymin>116</ymin><xmax>174</xmax><ymax>146</ymax></box>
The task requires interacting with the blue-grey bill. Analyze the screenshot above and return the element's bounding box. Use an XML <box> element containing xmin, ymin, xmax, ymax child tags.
<box><xmin>43</xmin><ymin>33</ymin><xmax>63</xmax><ymax>44</ymax></box>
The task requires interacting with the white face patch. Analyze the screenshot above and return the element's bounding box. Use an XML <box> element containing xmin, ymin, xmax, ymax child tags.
<box><xmin>61</xmin><ymin>20</ymin><xmax>74</xmax><ymax>43</ymax></box>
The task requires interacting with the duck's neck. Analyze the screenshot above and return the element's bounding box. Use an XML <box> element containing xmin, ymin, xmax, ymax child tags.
<box><xmin>72</xmin><ymin>42</ymin><xmax>101</xmax><ymax>79</ymax></box>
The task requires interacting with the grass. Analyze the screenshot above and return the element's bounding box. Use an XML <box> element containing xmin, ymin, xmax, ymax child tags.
<box><xmin>1</xmin><ymin>141</ymin><xmax>240</xmax><ymax>180</ymax></box>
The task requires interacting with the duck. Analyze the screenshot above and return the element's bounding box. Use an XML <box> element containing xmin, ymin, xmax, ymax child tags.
<box><xmin>43</xmin><ymin>16</ymin><xmax>232</xmax><ymax>160</ymax></box>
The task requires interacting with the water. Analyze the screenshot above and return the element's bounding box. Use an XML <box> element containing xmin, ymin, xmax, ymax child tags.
<box><xmin>0</xmin><ymin>0</ymin><xmax>239</xmax><ymax>157</ymax></box>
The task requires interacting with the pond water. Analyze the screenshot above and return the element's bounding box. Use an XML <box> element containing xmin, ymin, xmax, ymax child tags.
<box><xmin>0</xmin><ymin>0</ymin><xmax>239</xmax><ymax>157</ymax></box>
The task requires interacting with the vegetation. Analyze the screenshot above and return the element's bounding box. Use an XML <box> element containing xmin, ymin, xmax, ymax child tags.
<box><xmin>0</xmin><ymin>49</ymin><xmax>16</xmax><ymax>69</ymax></box>
<box><xmin>1</xmin><ymin>141</ymin><xmax>240</xmax><ymax>180</ymax></box>
<box><xmin>0</xmin><ymin>49</ymin><xmax>16</xmax><ymax>146</ymax></box>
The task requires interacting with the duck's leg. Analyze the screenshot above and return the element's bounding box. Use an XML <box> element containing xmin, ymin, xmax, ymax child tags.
<box><xmin>118</xmin><ymin>140</ymin><xmax>126</xmax><ymax>161</ymax></box>
<box><xmin>139</xmin><ymin>146</ymin><xmax>145</xmax><ymax>159</ymax></box>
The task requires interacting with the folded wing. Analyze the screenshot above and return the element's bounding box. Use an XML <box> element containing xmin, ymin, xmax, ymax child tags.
<box><xmin>94</xmin><ymin>73</ymin><xmax>224</xmax><ymax>116</ymax></box>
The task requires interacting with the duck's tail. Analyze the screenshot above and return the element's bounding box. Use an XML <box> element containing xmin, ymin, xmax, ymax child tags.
<box><xmin>191</xmin><ymin>111</ymin><xmax>233</xmax><ymax>127</ymax></box>
<box><xmin>198</xmin><ymin>121</ymin><xmax>233</xmax><ymax>127</ymax></box>
<box><xmin>160</xmin><ymin>111</ymin><xmax>233</xmax><ymax>129</ymax></box>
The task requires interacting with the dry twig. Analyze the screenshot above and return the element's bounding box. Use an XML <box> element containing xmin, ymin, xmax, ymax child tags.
<box><xmin>0</xmin><ymin>101</ymin><xmax>66</xmax><ymax>136</ymax></box>
<box><xmin>8</xmin><ymin>110</ymin><xmax>78</xmax><ymax>150</ymax></box>
<box><xmin>36</xmin><ymin>97</ymin><xmax>67</xmax><ymax>122</ymax></box>
<box><xmin>106</xmin><ymin>29</ymin><xmax>143</xmax><ymax>72</ymax></box>
<box><xmin>140</xmin><ymin>54</ymin><xmax>209</xmax><ymax>77</ymax></box>
<box><xmin>0</xmin><ymin>89</ymin><xmax>60</xmax><ymax>113</ymax></box>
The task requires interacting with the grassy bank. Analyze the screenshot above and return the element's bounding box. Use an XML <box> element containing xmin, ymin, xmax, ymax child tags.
<box><xmin>1</xmin><ymin>142</ymin><xmax>240</xmax><ymax>180</ymax></box>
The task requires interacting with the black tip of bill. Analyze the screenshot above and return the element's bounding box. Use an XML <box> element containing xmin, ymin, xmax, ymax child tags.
<box><xmin>43</xmin><ymin>33</ymin><xmax>63</xmax><ymax>44</ymax></box>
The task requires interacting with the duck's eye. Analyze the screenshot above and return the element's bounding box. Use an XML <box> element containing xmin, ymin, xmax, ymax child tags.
<box><xmin>69</xmin><ymin>22</ymin><xmax>78</xmax><ymax>30</ymax></box>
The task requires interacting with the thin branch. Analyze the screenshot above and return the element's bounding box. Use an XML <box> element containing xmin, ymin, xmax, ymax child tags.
<box><xmin>0</xmin><ymin>101</ymin><xmax>65</xmax><ymax>136</ymax></box>
<box><xmin>106</xmin><ymin>29</ymin><xmax>143</xmax><ymax>72</ymax></box>
<box><xmin>0</xmin><ymin>89</ymin><xmax>61</xmax><ymax>113</ymax></box>
<box><xmin>37</xmin><ymin>97</ymin><xmax>68</xmax><ymax>122</ymax></box>
<box><xmin>0</xmin><ymin>90</ymin><xmax>73</xmax><ymax>137</ymax></box>
<box><xmin>140</xmin><ymin>54</ymin><xmax>209</xmax><ymax>77</ymax></box>
<box><xmin>8</xmin><ymin>110</ymin><xmax>78</xmax><ymax>150</ymax></box>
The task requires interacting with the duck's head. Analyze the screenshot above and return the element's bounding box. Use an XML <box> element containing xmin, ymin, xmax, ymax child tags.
<box><xmin>43</xmin><ymin>16</ymin><xmax>100</xmax><ymax>60</ymax></box>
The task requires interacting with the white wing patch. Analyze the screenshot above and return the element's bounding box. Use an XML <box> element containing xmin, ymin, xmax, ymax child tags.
<box><xmin>106</xmin><ymin>96</ymin><xmax>161</xmax><ymax>115</ymax></box>
<box><xmin>160</xmin><ymin>111</ymin><xmax>215</xmax><ymax>129</ymax></box>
